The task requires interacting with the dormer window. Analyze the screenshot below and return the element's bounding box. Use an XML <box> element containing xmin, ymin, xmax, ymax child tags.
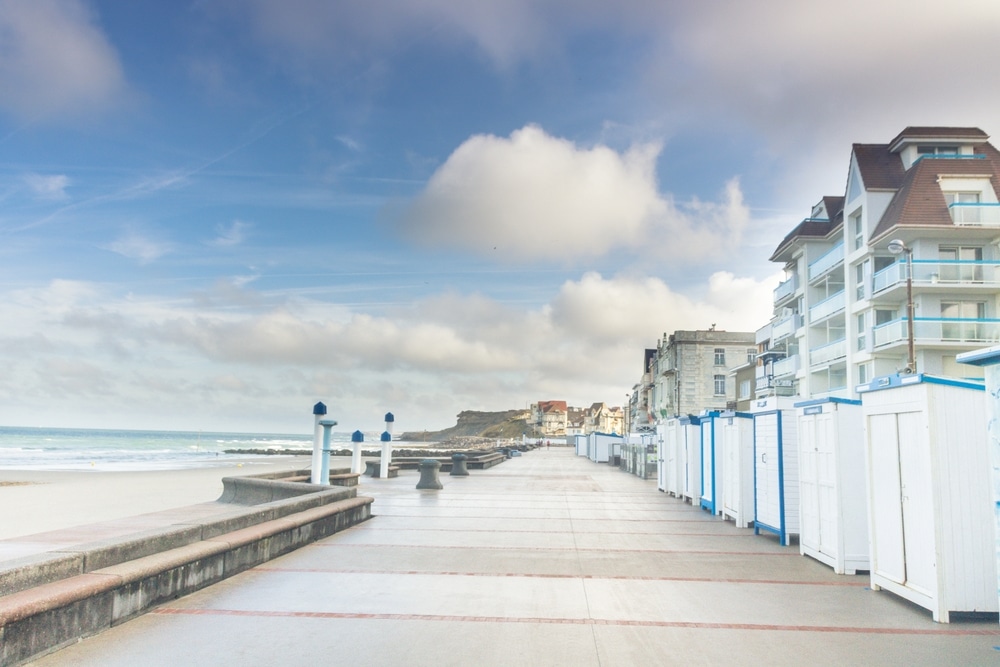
<box><xmin>944</xmin><ymin>191</ymin><xmax>981</xmax><ymax>223</ymax></box>
<box><xmin>918</xmin><ymin>145</ymin><xmax>959</xmax><ymax>156</ymax></box>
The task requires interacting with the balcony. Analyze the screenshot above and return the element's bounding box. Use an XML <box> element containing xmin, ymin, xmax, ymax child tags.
<box><xmin>772</xmin><ymin>354</ymin><xmax>800</xmax><ymax>378</ymax></box>
<box><xmin>873</xmin><ymin>318</ymin><xmax>1000</xmax><ymax>347</ymax></box>
<box><xmin>773</xmin><ymin>275</ymin><xmax>798</xmax><ymax>305</ymax></box>
<box><xmin>808</xmin><ymin>290</ymin><xmax>845</xmax><ymax>322</ymax></box>
<box><xmin>872</xmin><ymin>260</ymin><xmax>1000</xmax><ymax>297</ymax></box>
<box><xmin>771</xmin><ymin>313</ymin><xmax>801</xmax><ymax>341</ymax></box>
<box><xmin>808</xmin><ymin>242</ymin><xmax>844</xmax><ymax>281</ymax></box>
<box><xmin>809</xmin><ymin>338</ymin><xmax>846</xmax><ymax>366</ymax></box>
<box><xmin>755</xmin><ymin>323</ymin><xmax>772</xmax><ymax>345</ymax></box>
<box><xmin>949</xmin><ymin>202</ymin><xmax>1000</xmax><ymax>226</ymax></box>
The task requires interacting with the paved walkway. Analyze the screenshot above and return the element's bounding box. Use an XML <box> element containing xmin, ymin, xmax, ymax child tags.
<box><xmin>29</xmin><ymin>448</ymin><xmax>1000</xmax><ymax>666</ymax></box>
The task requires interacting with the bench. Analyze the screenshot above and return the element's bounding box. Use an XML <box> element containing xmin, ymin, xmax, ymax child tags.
<box><xmin>364</xmin><ymin>461</ymin><xmax>399</xmax><ymax>478</ymax></box>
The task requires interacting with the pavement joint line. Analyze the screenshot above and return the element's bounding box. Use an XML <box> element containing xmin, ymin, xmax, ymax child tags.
<box><xmin>370</xmin><ymin>514</ymin><xmax>723</xmax><ymax>523</ymax></box>
<box><xmin>149</xmin><ymin>608</ymin><xmax>1000</xmax><ymax>635</ymax></box>
<box><xmin>305</xmin><ymin>543</ymin><xmax>797</xmax><ymax>556</ymax></box>
<box><xmin>358</xmin><ymin>526</ymin><xmax>757</xmax><ymax>537</ymax></box>
<box><xmin>250</xmin><ymin>567</ymin><xmax>868</xmax><ymax>587</ymax></box>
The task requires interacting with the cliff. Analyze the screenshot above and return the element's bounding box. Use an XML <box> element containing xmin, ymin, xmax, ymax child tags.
<box><xmin>400</xmin><ymin>410</ymin><xmax>538</xmax><ymax>441</ymax></box>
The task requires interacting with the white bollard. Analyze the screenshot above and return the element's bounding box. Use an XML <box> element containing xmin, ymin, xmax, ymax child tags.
<box><xmin>310</xmin><ymin>402</ymin><xmax>327</xmax><ymax>484</ymax></box>
<box><xmin>379</xmin><ymin>430</ymin><xmax>392</xmax><ymax>479</ymax></box>
<box><xmin>351</xmin><ymin>430</ymin><xmax>364</xmax><ymax>475</ymax></box>
<box><xmin>318</xmin><ymin>418</ymin><xmax>338</xmax><ymax>485</ymax></box>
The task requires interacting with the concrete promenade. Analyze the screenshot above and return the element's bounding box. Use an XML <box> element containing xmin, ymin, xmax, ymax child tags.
<box><xmin>29</xmin><ymin>448</ymin><xmax>1000</xmax><ymax>666</ymax></box>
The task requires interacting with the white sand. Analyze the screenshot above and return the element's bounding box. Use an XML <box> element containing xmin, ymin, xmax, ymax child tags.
<box><xmin>0</xmin><ymin>456</ymin><xmax>346</xmax><ymax>540</ymax></box>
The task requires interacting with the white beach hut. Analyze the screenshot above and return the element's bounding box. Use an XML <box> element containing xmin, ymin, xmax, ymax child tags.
<box><xmin>794</xmin><ymin>397</ymin><xmax>868</xmax><ymax>575</ymax></box>
<box><xmin>699</xmin><ymin>411</ymin><xmax>723</xmax><ymax>515</ymax></box>
<box><xmin>588</xmin><ymin>432</ymin><xmax>622</xmax><ymax>464</ymax></box>
<box><xmin>573</xmin><ymin>434</ymin><xmax>588</xmax><ymax>458</ymax></box>
<box><xmin>858</xmin><ymin>373</ymin><xmax>997</xmax><ymax>622</ymax></box>
<box><xmin>659</xmin><ymin>418</ymin><xmax>683</xmax><ymax>497</ymax></box>
<box><xmin>679</xmin><ymin>414</ymin><xmax>703</xmax><ymax>505</ymax></box>
<box><xmin>719</xmin><ymin>411</ymin><xmax>754</xmax><ymax>528</ymax></box>
<box><xmin>751</xmin><ymin>395</ymin><xmax>800</xmax><ymax>546</ymax></box>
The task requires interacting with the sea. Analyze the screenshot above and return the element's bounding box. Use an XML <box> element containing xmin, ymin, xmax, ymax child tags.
<box><xmin>0</xmin><ymin>426</ymin><xmax>364</xmax><ymax>472</ymax></box>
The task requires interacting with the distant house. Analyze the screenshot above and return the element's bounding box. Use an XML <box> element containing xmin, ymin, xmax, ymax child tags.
<box><xmin>529</xmin><ymin>400</ymin><xmax>624</xmax><ymax>437</ymax></box>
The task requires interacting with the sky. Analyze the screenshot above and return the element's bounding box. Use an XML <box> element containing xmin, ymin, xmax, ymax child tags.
<box><xmin>2</xmin><ymin>0</ymin><xmax>1000</xmax><ymax>434</ymax></box>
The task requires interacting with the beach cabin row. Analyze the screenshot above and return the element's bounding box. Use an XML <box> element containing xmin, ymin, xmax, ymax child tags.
<box><xmin>655</xmin><ymin>372</ymin><xmax>998</xmax><ymax>622</ymax></box>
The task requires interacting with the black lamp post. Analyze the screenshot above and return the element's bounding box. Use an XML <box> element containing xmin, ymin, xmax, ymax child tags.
<box><xmin>887</xmin><ymin>238</ymin><xmax>916</xmax><ymax>373</ymax></box>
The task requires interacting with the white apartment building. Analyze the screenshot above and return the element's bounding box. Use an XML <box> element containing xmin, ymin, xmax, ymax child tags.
<box><xmin>758</xmin><ymin>127</ymin><xmax>998</xmax><ymax>399</ymax></box>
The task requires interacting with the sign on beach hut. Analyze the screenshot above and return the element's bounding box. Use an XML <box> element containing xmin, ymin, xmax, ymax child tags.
<box><xmin>752</xmin><ymin>395</ymin><xmax>800</xmax><ymax>546</ymax></box>
<box><xmin>699</xmin><ymin>411</ymin><xmax>722</xmax><ymax>515</ymax></box>
<box><xmin>795</xmin><ymin>397</ymin><xmax>868</xmax><ymax>575</ymax></box>
<box><xmin>858</xmin><ymin>373</ymin><xmax>997</xmax><ymax>622</ymax></box>
<box><xmin>719</xmin><ymin>411</ymin><xmax>754</xmax><ymax>528</ymax></box>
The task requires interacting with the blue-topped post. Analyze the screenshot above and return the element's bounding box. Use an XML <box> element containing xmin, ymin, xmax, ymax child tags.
<box><xmin>957</xmin><ymin>345</ymin><xmax>1000</xmax><ymax>621</ymax></box>
<box><xmin>351</xmin><ymin>430</ymin><xmax>364</xmax><ymax>475</ymax></box>
<box><xmin>310</xmin><ymin>402</ymin><xmax>327</xmax><ymax>484</ymax></box>
<box><xmin>379</xmin><ymin>430</ymin><xmax>392</xmax><ymax>479</ymax></box>
<box><xmin>318</xmin><ymin>418</ymin><xmax>338</xmax><ymax>485</ymax></box>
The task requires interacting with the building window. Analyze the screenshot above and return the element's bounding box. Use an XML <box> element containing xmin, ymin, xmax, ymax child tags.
<box><xmin>918</xmin><ymin>145</ymin><xmax>959</xmax><ymax>155</ymax></box>
<box><xmin>714</xmin><ymin>348</ymin><xmax>725</xmax><ymax>365</ymax></box>
<box><xmin>856</xmin><ymin>312</ymin><xmax>867</xmax><ymax>351</ymax></box>
<box><xmin>739</xmin><ymin>379</ymin><xmax>751</xmax><ymax>400</ymax></box>
<box><xmin>850</xmin><ymin>209</ymin><xmax>863</xmax><ymax>250</ymax></box>
<box><xmin>939</xmin><ymin>245</ymin><xmax>983</xmax><ymax>282</ymax></box>
<box><xmin>855</xmin><ymin>260</ymin><xmax>869</xmax><ymax>300</ymax></box>
<box><xmin>746</xmin><ymin>348</ymin><xmax>756</xmax><ymax>363</ymax></box>
<box><xmin>943</xmin><ymin>191</ymin><xmax>981</xmax><ymax>223</ymax></box>
<box><xmin>941</xmin><ymin>300</ymin><xmax>986</xmax><ymax>341</ymax></box>
<box><xmin>714</xmin><ymin>375</ymin><xmax>726</xmax><ymax>396</ymax></box>
<box><xmin>858</xmin><ymin>363</ymin><xmax>870</xmax><ymax>385</ymax></box>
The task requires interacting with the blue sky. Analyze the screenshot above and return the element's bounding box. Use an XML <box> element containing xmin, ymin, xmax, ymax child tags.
<box><xmin>2</xmin><ymin>0</ymin><xmax>999</xmax><ymax>433</ymax></box>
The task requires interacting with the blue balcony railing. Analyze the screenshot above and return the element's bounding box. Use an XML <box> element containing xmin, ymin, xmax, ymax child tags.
<box><xmin>872</xmin><ymin>259</ymin><xmax>1000</xmax><ymax>294</ymax></box>
<box><xmin>948</xmin><ymin>203</ymin><xmax>1000</xmax><ymax>226</ymax></box>
<box><xmin>808</xmin><ymin>290</ymin><xmax>845</xmax><ymax>322</ymax></box>
<box><xmin>808</xmin><ymin>242</ymin><xmax>844</xmax><ymax>281</ymax></box>
<box><xmin>773</xmin><ymin>275</ymin><xmax>798</xmax><ymax>304</ymax></box>
<box><xmin>809</xmin><ymin>338</ymin><xmax>847</xmax><ymax>366</ymax></box>
<box><xmin>873</xmin><ymin>318</ymin><xmax>1000</xmax><ymax>347</ymax></box>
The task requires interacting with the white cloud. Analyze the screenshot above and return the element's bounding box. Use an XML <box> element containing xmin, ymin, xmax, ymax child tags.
<box><xmin>106</xmin><ymin>230</ymin><xmax>172</xmax><ymax>263</ymax></box>
<box><xmin>210</xmin><ymin>220</ymin><xmax>250</xmax><ymax>247</ymax></box>
<box><xmin>398</xmin><ymin>125</ymin><xmax>748</xmax><ymax>263</ymax></box>
<box><xmin>0</xmin><ymin>0</ymin><xmax>127</xmax><ymax>120</ymax></box>
<box><xmin>0</xmin><ymin>271</ymin><xmax>778</xmax><ymax>431</ymax></box>
<box><xmin>22</xmin><ymin>173</ymin><xmax>70</xmax><ymax>199</ymax></box>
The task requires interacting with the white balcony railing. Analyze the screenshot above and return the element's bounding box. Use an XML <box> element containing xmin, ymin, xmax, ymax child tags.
<box><xmin>949</xmin><ymin>203</ymin><xmax>1000</xmax><ymax>226</ymax></box>
<box><xmin>809</xmin><ymin>338</ymin><xmax>847</xmax><ymax>366</ymax></box>
<box><xmin>808</xmin><ymin>290</ymin><xmax>845</xmax><ymax>322</ymax></box>
<box><xmin>771</xmin><ymin>313</ymin><xmax>801</xmax><ymax>341</ymax></box>
<box><xmin>773</xmin><ymin>275</ymin><xmax>798</xmax><ymax>304</ymax></box>
<box><xmin>773</xmin><ymin>354</ymin><xmax>800</xmax><ymax>378</ymax></box>
<box><xmin>873</xmin><ymin>318</ymin><xmax>1000</xmax><ymax>347</ymax></box>
<box><xmin>755</xmin><ymin>322</ymin><xmax>772</xmax><ymax>345</ymax></box>
<box><xmin>872</xmin><ymin>260</ymin><xmax>1000</xmax><ymax>295</ymax></box>
<box><xmin>808</xmin><ymin>242</ymin><xmax>844</xmax><ymax>281</ymax></box>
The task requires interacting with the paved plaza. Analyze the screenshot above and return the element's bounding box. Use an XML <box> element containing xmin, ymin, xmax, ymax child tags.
<box><xmin>28</xmin><ymin>448</ymin><xmax>1000</xmax><ymax>666</ymax></box>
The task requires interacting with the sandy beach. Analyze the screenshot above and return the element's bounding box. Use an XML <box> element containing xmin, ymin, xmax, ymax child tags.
<box><xmin>0</xmin><ymin>455</ymin><xmax>340</xmax><ymax>541</ymax></box>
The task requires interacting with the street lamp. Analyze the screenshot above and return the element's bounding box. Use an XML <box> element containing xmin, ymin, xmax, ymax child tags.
<box><xmin>887</xmin><ymin>238</ymin><xmax>916</xmax><ymax>373</ymax></box>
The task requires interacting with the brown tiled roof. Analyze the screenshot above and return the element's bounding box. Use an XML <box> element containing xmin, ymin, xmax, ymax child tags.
<box><xmin>887</xmin><ymin>126</ymin><xmax>988</xmax><ymax>150</ymax></box>
<box><xmin>538</xmin><ymin>400</ymin><xmax>567</xmax><ymax>413</ymax></box>
<box><xmin>822</xmin><ymin>196</ymin><xmax>844</xmax><ymax>223</ymax></box>
<box><xmin>853</xmin><ymin>144</ymin><xmax>906</xmax><ymax>190</ymax></box>
<box><xmin>769</xmin><ymin>216</ymin><xmax>836</xmax><ymax>263</ymax></box>
<box><xmin>869</xmin><ymin>143</ymin><xmax>1000</xmax><ymax>243</ymax></box>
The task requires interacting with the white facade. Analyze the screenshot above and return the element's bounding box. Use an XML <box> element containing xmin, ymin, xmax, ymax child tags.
<box><xmin>762</xmin><ymin>127</ymin><xmax>1000</xmax><ymax>403</ymax></box>
<box><xmin>859</xmin><ymin>374</ymin><xmax>997</xmax><ymax>622</ymax></box>
<box><xmin>796</xmin><ymin>397</ymin><xmax>869</xmax><ymax>574</ymax></box>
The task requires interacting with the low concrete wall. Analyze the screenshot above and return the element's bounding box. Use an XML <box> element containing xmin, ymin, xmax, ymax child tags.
<box><xmin>0</xmin><ymin>476</ymin><xmax>372</xmax><ymax>667</ymax></box>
